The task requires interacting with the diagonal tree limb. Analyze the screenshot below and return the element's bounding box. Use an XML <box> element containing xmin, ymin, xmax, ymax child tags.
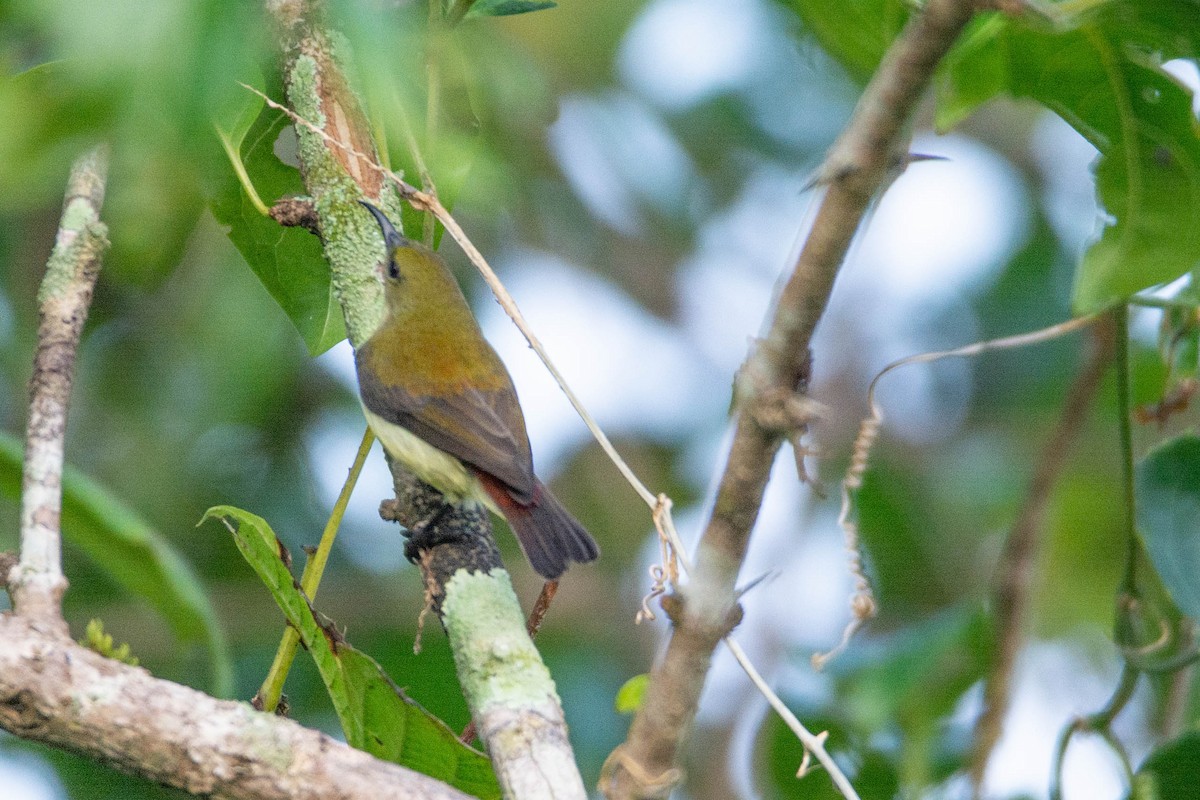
<box><xmin>0</xmin><ymin>613</ymin><xmax>473</xmax><ymax>800</ymax></box>
<box><xmin>600</xmin><ymin>1</ymin><xmax>978</xmax><ymax>797</ymax></box>
<box><xmin>9</xmin><ymin>145</ymin><xmax>110</xmax><ymax>629</ymax></box>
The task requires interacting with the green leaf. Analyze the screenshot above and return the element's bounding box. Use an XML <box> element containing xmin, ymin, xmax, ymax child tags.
<box><xmin>0</xmin><ymin>61</ymin><xmax>117</xmax><ymax>211</ymax></box>
<box><xmin>465</xmin><ymin>0</ymin><xmax>557</xmax><ymax>19</ymax></box>
<box><xmin>208</xmin><ymin>94</ymin><xmax>346</xmax><ymax>355</ymax></box>
<box><xmin>0</xmin><ymin>432</ymin><xmax>232</xmax><ymax>697</ymax></box>
<box><xmin>1130</xmin><ymin>731</ymin><xmax>1200</xmax><ymax>800</ymax></box>
<box><xmin>203</xmin><ymin>505</ymin><xmax>500</xmax><ymax>800</ymax></box>
<box><xmin>1154</xmin><ymin>293</ymin><xmax>1200</xmax><ymax>381</ymax></box>
<box><xmin>778</xmin><ymin>0</ymin><xmax>910</xmax><ymax>84</ymax></box>
<box><xmin>759</xmin><ymin>709</ymin><xmax>899</xmax><ymax>799</ymax></box>
<box><xmin>832</xmin><ymin>604</ymin><xmax>992</xmax><ymax>733</ymax></box>
<box><xmin>0</xmin><ymin>3</ymin><xmax>275</xmax><ymax>282</ymax></box>
<box><xmin>212</xmin><ymin>71</ymin><xmax>270</xmax><ymax>217</ymax></box>
<box><xmin>614</xmin><ymin>673</ymin><xmax>649</xmax><ymax>714</ymax></box>
<box><xmin>936</xmin><ymin>2</ymin><xmax>1200</xmax><ymax>313</ymax></box>
<box><xmin>1134</xmin><ymin>435</ymin><xmax>1200</xmax><ymax>620</ymax></box>
<box><xmin>853</xmin><ymin>463</ymin><xmax>952</xmax><ymax>618</ymax></box>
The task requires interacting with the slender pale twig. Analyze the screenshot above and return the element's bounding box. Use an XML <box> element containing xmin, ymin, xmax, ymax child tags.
<box><xmin>12</xmin><ymin>145</ymin><xmax>110</xmax><ymax>626</ymax></box>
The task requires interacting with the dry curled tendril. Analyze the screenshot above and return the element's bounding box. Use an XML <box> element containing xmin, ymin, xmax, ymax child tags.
<box><xmin>637</xmin><ymin>495</ymin><xmax>680</xmax><ymax>624</ymax></box>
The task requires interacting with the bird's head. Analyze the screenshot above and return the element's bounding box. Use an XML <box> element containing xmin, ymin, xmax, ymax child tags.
<box><xmin>358</xmin><ymin>200</ymin><xmax>408</xmax><ymax>285</ymax></box>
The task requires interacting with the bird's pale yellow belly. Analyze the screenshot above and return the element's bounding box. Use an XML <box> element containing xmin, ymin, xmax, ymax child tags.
<box><xmin>361</xmin><ymin>406</ymin><xmax>500</xmax><ymax>514</ymax></box>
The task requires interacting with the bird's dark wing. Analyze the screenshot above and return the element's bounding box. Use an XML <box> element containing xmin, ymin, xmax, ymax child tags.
<box><xmin>356</xmin><ymin>345</ymin><xmax>537</xmax><ymax>503</ymax></box>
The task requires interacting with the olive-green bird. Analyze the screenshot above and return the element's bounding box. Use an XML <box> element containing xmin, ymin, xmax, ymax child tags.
<box><xmin>354</xmin><ymin>200</ymin><xmax>599</xmax><ymax>579</ymax></box>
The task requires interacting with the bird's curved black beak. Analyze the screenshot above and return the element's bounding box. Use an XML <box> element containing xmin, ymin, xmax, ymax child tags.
<box><xmin>358</xmin><ymin>200</ymin><xmax>407</xmax><ymax>250</ymax></box>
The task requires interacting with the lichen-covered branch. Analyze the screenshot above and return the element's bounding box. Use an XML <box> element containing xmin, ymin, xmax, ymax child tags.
<box><xmin>10</xmin><ymin>145</ymin><xmax>110</xmax><ymax>627</ymax></box>
<box><xmin>601</xmin><ymin>1</ymin><xmax>978</xmax><ymax>797</ymax></box>
<box><xmin>265</xmin><ymin>2</ymin><xmax>587</xmax><ymax>796</ymax></box>
<box><xmin>269</xmin><ymin>0</ymin><xmax>391</xmax><ymax>347</ymax></box>
<box><xmin>0</xmin><ymin>613</ymin><xmax>472</xmax><ymax>800</ymax></box>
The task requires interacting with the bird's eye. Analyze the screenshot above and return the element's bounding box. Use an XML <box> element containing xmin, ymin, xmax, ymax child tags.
<box><xmin>386</xmin><ymin>258</ymin><xmax>402</xmax><ymax>282</ymax></box>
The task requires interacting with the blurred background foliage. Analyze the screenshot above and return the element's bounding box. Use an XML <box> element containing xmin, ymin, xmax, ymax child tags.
<box><xmin>1</xmin><ymin>1</ymin><xmax>1199</xmax><ymax>799</ymax></box>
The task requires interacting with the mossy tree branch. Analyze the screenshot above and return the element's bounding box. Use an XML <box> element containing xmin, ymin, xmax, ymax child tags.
<box><xmin>265</xmin><ymin>2</ymin><xmax>588</xmax><ymax>797</ymax></box>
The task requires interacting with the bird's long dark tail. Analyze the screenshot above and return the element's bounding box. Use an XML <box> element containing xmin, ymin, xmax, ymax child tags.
<box><xmin>479</xmin><ymin>477</ymin><xmax>599</xmax><ymax>580</ymax></box>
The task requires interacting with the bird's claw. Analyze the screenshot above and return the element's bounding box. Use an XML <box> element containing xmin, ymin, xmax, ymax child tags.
<box><xmin>402</xmin><ymin>503</ymin><xmax>456</xmax><ymax>562</ymax></box>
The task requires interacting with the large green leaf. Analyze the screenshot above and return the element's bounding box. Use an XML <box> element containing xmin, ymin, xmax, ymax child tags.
<box><xmin>1134</xmin><ymin>435</ymin><xmax>1200</xmax><ymax>620</ymax></box>
<box><xmin>203</xmin><ymin>505</ymin><xmax>500</xmax><ymax>800</ymax></box>
<box><xmin>1130</xmin><ymin>731</ymin><xmax>1200</xmax><ymax>800</ymax></box>
<box><xmin>0</xmin><ymin>3</ymin><xmax>273</xmax><ymax>282</ymax></box>
<box><xmin>0</xmin><ymin>432</ymin><xmax>232</xmax><ymax>697</ymax></box>
<box><xmin>937</xmin><ymin>1</ymin><xmax>1200</xmax><ymax>312</ymax></box>
<box><xmin>209</xmin><ymin>90</ymin><xmax>346</xmax><ymax>355</ymax></box>
<box><xmin>0</xmin><ymin>61</ymin><xmax>117</xmax><ymax>211</ymax></box>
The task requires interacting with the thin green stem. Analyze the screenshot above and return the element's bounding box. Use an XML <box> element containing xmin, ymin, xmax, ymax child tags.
<box><xmin>216</xmin><ymin>127</ymin><xmax>270</xmax><ymax>217</ymax></box>
<box><xmin>301</xmin><ymin>427</ymin><xmax>375</xmax><ymax>598</ymax></box>
<box><xmin>1113</xmin><ymin>305</ymin><xmax>1137</xmax><ymax>593</ymax></box>
<box><xmin>371</xmin><ymin>112</ymin><xmax>393</xmax><ymax>174</ymax></box>
<box><xmin>423</xmin><ymin>0</ymin><xmax>443</xmax><ymax>247</ymax></box>
<box><xmin>1049</xmin><ymin>664</ymin><xmax>1139</xmax><ymax>800</ymax></box>
<box><xmin>1090</xmin><ymin>662</ymin><xmax>1140</xmax><ymax>728</ymax></box>
<box><xmin>256</xmin><ymin>427</ymin><xmax>375</xmax><ymax>712</ymax></box>
<box><xmin>397</xmin><ymin>94</ymin><xmax>438</xmax><ymax>242</ymax></box>
<box><xmin>1051</xmin><ymin>311</ymin><xmax>1142</xmax><ymax>800</ymax></box>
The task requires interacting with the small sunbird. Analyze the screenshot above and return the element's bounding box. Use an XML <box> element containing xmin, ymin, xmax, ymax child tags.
<box><xmin>354</xmin><ymin>200</ymin><xmax>599</xmax><ymax>579</ymax></box>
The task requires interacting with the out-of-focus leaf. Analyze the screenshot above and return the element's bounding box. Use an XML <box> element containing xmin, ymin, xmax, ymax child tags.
<box><xmin>1129</xmin><ymin>731</ymin><xmax>1200</xmax><ymax>800</ymax></box>
<box><xmin>1134</xmin><ymin>435</ymin><xmax>1200</xmax><ymax>620</ymax></box>
<box><xmin>777</xmin><ymin>0</ymin><xmax>910</xmax><ymax>84</ymax></box>
<box><xmin>831</xmin><ymin>604</ymin><xmax>992</xmax><ymax>733</ymax></box>
<box><xmin>816</xmin><ymin>606</ymin><xmax>990</xmax><ymax>791</ymax></box>
<box><xmin>614</xmin><ymin>673</ymin><xmax>648</xmax><ymax>714</ymax></box>
<box><xmin>937</xmin><ymin>3</ymin><xmax>1200</xmax><ymax>312</ymax></box>
<box><xmin>1154</xmin><ymin>292</ymin><xmax>1200</xmax><ymax>382</ymax></box>
<box><xmin>0</xmin><ymin>2</ymin><xmax>272</xmax><ymax>282</ymax></box>
<box><xmin>208</xmin><ymin>98</ymin><xmax>345</xmax><ymax>355</ymax></box>
<box><xmin>0</xmin><ymin>62</ymin><xmax>117</xmax><ymax>210</ymax></box>
<box><xmin>853</xmin><ymin>462</ymin><xmax>952</xmax><ymax>618</ymax></box>
<box><xmin>465</xmin><ymin>0</ymin><xmax>557</xmax><ymax>19</ymax></box>
<box><xmin>758</xmin><ymin>709</ymin><xmax>899</xmax><ymax>800</ymax></box>
<box><xmin>0</xmin><ymin>432</ymin><xmax>232</xmax><ymax>697</ymax></box>
<box><xmin>103</xmin><ymin>147</ymin><xmax>206</xmax><ymax>284</ymax></box>
<box><xmin>204</xmin><ymin>505</ymin><xmax>500</xmax><ymax>800</ymax></box>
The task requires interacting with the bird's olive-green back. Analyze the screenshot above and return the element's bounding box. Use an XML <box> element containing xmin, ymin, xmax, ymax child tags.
<box><xmin>355</xmin><ymin>242</ymin><xmax>536</xmax><ymax>499</ymax></box>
